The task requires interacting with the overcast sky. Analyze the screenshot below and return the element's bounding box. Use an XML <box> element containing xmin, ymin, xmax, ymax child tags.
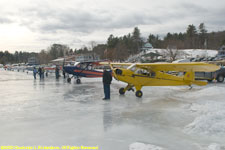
<box><xmin>0</xmin><ymin>0</ymin><xmax>225</xmax><ymax>53</ymax></box>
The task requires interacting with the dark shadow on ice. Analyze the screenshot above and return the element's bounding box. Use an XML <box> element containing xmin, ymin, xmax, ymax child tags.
<box><xmin>39</xmin><ymin>79</ymin><xmax>45</xmax><ymax>90</ymax></box>
<box><xmin>55</xmin><ymin>79</ymin><xmax>61</xmax><ymax>87</ymax></box>
<box><xmin>103</xmin><ymin>102</ymin><xmax>113</xmax><ymax>131</ymax></box>
<box><xmin>33</xmin><ymin>80</ymin><xmax>37</xmax><ymax>89</ymax></box>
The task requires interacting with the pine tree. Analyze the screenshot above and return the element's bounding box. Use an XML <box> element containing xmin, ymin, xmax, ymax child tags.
<box><xmin>186</xmin><ymin>24</ymin><xmax>197</xmax><ymax>48</ymax></box>
<box><xmin>199</xmin><ymin>23</ymin><xmax>207</xmax><ymax>49</ymax></box>
<box><xmin>132</xmin><ymin>27</ymin><xmax>143</xmax><ymax>53</ymax></box>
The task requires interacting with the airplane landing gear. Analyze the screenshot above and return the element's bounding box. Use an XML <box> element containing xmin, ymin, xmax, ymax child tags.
<box><xmin>135</xmin><ymin>90</ymin><xmax>143</xmax><ymax>98</ymax></box>
<box><xmin>119</xmin><ymin>88</ymin><xmax>125</xmax><ymax>95</ymax></box>
<box><xmin>119</xmin><ymin>85</ymin><xmax>143</xmax><ymax>97</ymax></box>
<box><xmin>67</xmin><ymin>76</ymin><xmax>81</xmax><ymax>84</ymax></box>
<box><xmin>67</xmin><ymin>78</ymin><xmax>71</xmax><ymax>83</ymax></box>
<box><xmin>76</xmin><ymin>78</ymin><xmax>81</xmax><ymax>84</ymax></box>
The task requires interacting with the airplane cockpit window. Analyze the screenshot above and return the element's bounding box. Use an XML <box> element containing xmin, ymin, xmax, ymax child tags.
<box><xmin>74</xmin><ymin>62</ymin><xmax>80</xmax><ymax>66</ymax></box>
<box><xmin>130</xmin><ymin>67</ymin><xmax>136</xmax><ymax>72</ymax></box>
<box><xmin>80</xmin><ymin>64</ymin><xmax>86</xmax><ymax>69</ymax></box>
<box><xmin>135</xmin><ymin>68</ymin><xmax>155</xmax><ymax>77</ymax></box>
<box><xmin>128</xmin><ymin>64</ymin><xmax>136</xmax><ymax>71</ymax></box>
<box><xmin>88</xmin><ymin>65</ymin><xmax>92</xmax><ymax>70</ymax></box>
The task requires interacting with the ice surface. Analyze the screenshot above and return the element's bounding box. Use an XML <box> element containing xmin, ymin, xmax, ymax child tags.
<box><xmin>1</xmin><ymin>69</ymin><xmax>225</xmax><ymax>150</ymax></box>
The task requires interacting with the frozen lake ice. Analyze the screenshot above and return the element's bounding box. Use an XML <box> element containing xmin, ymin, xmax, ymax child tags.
<box><xmin>0</xmin><ymin>69</ymin><xmax>225</xmax><ymax>150</ymax></box>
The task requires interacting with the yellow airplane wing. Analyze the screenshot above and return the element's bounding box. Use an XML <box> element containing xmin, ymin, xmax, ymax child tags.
<box><xmin>101</xmin><ymin>62</ymin><xmax>220</xmax><ymax>72</ymax></box>
<box><xmin>135</xmin><ymin>62</ymin><xmax>220</xmax><ymax>72</ymax></box>
<box><xmin>100</xmin><ymin>62</ymin><xmax>132</xmax><ymax>67</ymax></box>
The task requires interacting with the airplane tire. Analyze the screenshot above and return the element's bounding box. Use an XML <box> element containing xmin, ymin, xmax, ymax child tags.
<box><xmin>135</xmin><ymin>90</ymin><xmax>143</xmax><ymax>98</ymax></box>
<box><xmin>67</xmin><ymin>78</ymin><xmax>71</xmax><ymax>83</ymax></box>
<box><xmin>76</xmin><ymin>79</ymin><xmax>81</xmax><ymax>84</ymax></box>
<box><xmin>119</xmin><ymin>88</ymin><xmax>125</xmax><ymax>95</ymax></box>
<box><xmin>217</xmin><ymin>75</ymin><xmax>224</xmax><ymax>83</ymax></box>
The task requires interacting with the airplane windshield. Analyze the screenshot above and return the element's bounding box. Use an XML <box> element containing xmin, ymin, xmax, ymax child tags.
<box><xmin>74</xmin><ymin>62</ymin><xmax>80</xmax><ymax>66</ymax></box>
<box><xmin>135</xmin><ymin>68</ymin><xmax>155</xmax><ymax>77</ymax></box>
<box><xmin>128</xmin><ymin>64</ymin><xmax>136</xmax><ymax>71</ymax></box>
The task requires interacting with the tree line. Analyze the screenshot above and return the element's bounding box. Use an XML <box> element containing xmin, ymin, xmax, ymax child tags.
<box><xmin>93</xmin><ymin>23</ymin><xmax>225</xmax><ymax>61</ymax></box>
<box><xmin>1</xmin><ymin>23</ymin><xmax>225</xmax><ymax>64</ymax></box>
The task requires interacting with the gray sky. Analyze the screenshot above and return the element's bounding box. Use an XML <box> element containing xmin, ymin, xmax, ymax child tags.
<box><xmin>0</xmin><ymin>0</ymin><xmax>225</xmax><ymax>53</ymax></box>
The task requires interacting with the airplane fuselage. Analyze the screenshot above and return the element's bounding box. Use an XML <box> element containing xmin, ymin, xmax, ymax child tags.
<box><xmin>64</xmin><ymin>66</ymin><xmax>103</xmax><ymax>78</ymax></box>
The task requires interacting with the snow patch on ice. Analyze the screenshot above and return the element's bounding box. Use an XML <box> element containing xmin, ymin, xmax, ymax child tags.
<box><xmin>184</xmin><ymin>102</ymin><xmax>225</xmax><ymax>136</ymax></box>
<box><xmin>207</xmin><ymin>143</ymin><xmax>221</xmax><ymax>150</ymax></box>
<box><xmin>129</xmin><ymin>142</ymin><xmax>165</xmax><ymax>150</ymax></box>
<box><xmin>194</xmin><ymin>143</ymin><xmax>222</xmax><ymax>150</ymax></box>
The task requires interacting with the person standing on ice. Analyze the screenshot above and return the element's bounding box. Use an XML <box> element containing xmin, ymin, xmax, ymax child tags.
<box><xmin>62</xmin><ymin>69</ymin><xmax>66</xmax><ymax>78</ymax></box>
<box><xmin>41</xmin><ymin>67</ymin><xmax>45</xmax><ymax>79</ymax></box>
<box><xmin>102</xmin><ymin>69</ymin><xmax>112</xmax><ymax>100</ymax></box>
<box><xmin>55</xmin><ymin>66</ymin><xmax>60</xmax><ymax>79</ymax></box>
<box><xmin>38</xmin><ymin>67</ymin><xmax>42</xmax><ymax>79</ymax></box>
<box><xmin>33</xmin><ymin>67</ymin><xmax>37</xmax><ymax>79</ymax></box>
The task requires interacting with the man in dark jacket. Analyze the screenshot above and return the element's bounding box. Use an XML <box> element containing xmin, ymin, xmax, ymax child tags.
<box><xmin>102</xmin><ymin>69</ymin><xmax>112</xmax><ymax>100</ymax></box>
<box><xmin>55</xmin><ymin>66</ymin><xmax>60</xmax><ymax>79</ymax></box>
<box><xmin>38</xmin><ymin>67</ymin><xmax>42</xmax><ymax>79</ymax></box>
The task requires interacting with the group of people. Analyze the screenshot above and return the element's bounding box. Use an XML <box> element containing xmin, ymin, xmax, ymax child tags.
<box><xmin>33</xmin><ymin>66</ymin><xmax>113</xmax><ymax>100</ymax></box>
<box><xmin>33</xmin><ymin>67</ymin><xmax>47</xmax><ymax>79</ymax></box>
<box><xmin>33</xmin><ymin>66</ymin><xmax>62</xmax><ymax>79</ymax></box>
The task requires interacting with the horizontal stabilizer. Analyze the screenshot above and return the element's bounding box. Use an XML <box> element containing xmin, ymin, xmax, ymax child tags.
<box><xmin>193</xmin><ymin>80</ymin><xmax>208</xmax><ymax>86</ymax></box>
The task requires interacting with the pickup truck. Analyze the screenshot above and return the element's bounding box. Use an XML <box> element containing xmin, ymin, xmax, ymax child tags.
<box><xmin>195</xmin><ymin>67</ymin><xmax>225</xmax><ymax>82</ymax></box>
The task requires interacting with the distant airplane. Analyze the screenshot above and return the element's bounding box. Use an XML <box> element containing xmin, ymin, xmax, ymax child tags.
<box><xmin>101</xmin><ymin>62</ymin><xmax>220</xmax><ymax>97</ymax></box>
<box><xmin>63</xmin><ymin>61</ymin><xmax>105</xmax><ymax>84</ymax></box>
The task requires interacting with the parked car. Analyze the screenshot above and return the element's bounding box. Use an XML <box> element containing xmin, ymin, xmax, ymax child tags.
<box><xmin>195</xmin><ymin>67</ymin><xmax>225</xmax><ymax>82</ymax></box>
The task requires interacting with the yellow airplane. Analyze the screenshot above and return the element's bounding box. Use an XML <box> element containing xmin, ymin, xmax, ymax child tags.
<box><xmin>101</xmin><ymin>62</ymin><xmax>220</xmax><ymax>98</ymax></box>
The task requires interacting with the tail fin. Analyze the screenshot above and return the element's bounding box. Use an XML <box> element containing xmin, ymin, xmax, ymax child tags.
<box><xmin>184</xmin><ymin>71</ymin><xmax>194</xmax><ymax>81</ymax></box>
<box><xmin>184</xmin><ymin>71</ymin><xmax>208</xmax><ymax>86</ymax></box>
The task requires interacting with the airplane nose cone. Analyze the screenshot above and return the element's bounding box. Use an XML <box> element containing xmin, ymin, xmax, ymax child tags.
<box><xmin>115</xmin><ymin>69</ymin><xmax>123</xmax><ymax>75</ymax></box>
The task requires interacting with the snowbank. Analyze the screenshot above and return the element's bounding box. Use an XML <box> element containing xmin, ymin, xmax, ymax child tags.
<box><xmin>182</xmin><ymin>49</ymin><xmax>218</xmax><ymax>58</ymax></box>
<box><xmin>129</xmin><ymin>142</ymin><xmax>165</xmax><ymax>150</ymax></box>
<box><xmin>183</xmin><ymin>86</ymin><xmax>225</xmax><ymax>136</ymax></box>
<box><xmin>184</xmin><ymin>101</ymin><xmax>225</xmax><ymax>135</ymax></box>
<box><xmin>207</xmin><ymin>143</ymin><xmax>221</xmax><ymax>150</ymax></box>
<box><xmin>126</xmin><ymin>48</ymin><xmax>218</xmax><ymax>62</ymax></box>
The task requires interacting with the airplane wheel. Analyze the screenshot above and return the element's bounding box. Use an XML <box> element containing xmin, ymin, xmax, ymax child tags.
<box><xmin>67</xmin><ymin>78</ymin><xmax>71</xmax><ymax>83</ymax></box>
<box><xmin>217</xmin><ymin>75</ymin><xmax>224</xmax><ymax>83</ymax></box>
<box><xmin>76</xmin><ymin>79</ymin><xmax>81</xmax><ymax>84</ymax></box>
<box><xmin>119</xmin><ymin>88</ymin><xmax>125</xmax><ymax>95</ymax></box>
<box><xmin>135</xmin><ymin>90</ymin><xmax>143</xmax><ymax>98</ymax></box>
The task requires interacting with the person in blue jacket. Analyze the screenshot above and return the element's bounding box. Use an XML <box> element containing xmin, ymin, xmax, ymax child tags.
<box><xmin>33</xmin><ymin>67</ymin><xmax>37</xmax><ymax>79</ymax></box>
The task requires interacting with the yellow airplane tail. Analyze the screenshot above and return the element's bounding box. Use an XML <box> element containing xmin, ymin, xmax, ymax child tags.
<box><xmin>184</xmin><ymin>71</ymin><xmax>208</xmax><ymax>86</ymax></box>
<box><xmin>184</xmin><ymin>71</ymin><xmax>195</xmax><ymax>81</ymax></box>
